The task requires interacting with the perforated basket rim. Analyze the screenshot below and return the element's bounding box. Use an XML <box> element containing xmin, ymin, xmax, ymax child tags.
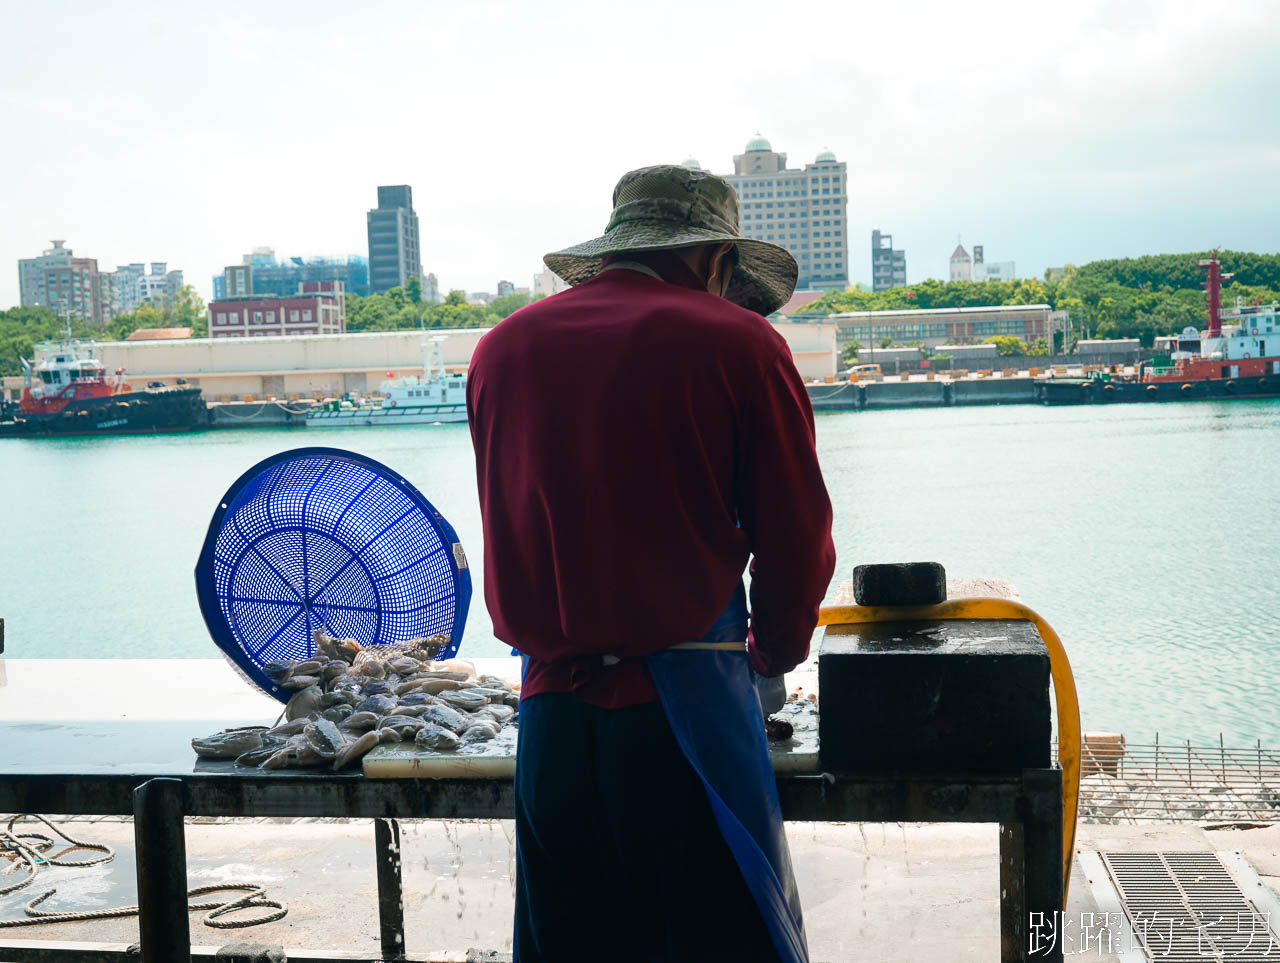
<box><xmin>193</xmin><ymin>446</ymin><xmax>472</xmax><ymax>704</ymax></box>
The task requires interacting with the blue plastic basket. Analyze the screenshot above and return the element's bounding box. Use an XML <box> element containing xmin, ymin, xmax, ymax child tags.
<box><xmin>194</xmin><ymin>447</ymin><xmax>471</xmax><ymax>703</ymax></box>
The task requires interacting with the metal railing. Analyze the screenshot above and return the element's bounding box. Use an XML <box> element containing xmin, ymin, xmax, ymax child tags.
<box><xmin>1056</xmin><ymin>735</ymin><xmax>1280</xmax><ymax>825</ymax></box>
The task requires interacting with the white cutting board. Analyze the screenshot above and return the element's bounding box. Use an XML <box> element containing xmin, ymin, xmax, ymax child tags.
<box><xmin>362</xmin><ymin>701</ymin><xmax>819</xmax><ymax>779</ymax></box>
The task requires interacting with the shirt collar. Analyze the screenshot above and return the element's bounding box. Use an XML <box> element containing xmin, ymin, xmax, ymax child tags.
<box><xmin>598</xmin><ymin>257</ymin><xmax>708</xmax><ymax>294</ymax></box>
<box><xmin>600</xmin><ymin>260</ymin><xmax>664</xmax><ymax>283</ymax></box>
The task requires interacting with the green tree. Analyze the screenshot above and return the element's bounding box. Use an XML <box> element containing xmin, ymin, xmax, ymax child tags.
<box><xmin>342</xmin><ymin>287</ymin><xmax>514</xmax><ymax>333</ymax></box>
<box><xmin>406</xmin><ymin>276</ymin><xmax>422</xmax><ymax>304</ymax></box>
<box><xmin>166</xmin><ymin>284</ymin><xmax>206</xmax><ymax>330</ymax></box>
<box><xmin>840</xmin><ymin>341</ymin><xmax>861</xmax><ymax>365</ymax></box>
<box><xmin>0</xmin><ymin>306</ymin><xmax>68</xmax><ymax>377</ymax></box>
<box><xmin>879</xmin><ymin>337</ymin><xmax>893</xmax><ymax>348</ymax></box>
<box><xmin>488</xmin><ymin>293</ymin><xmax>533</xmax><ymax>320</ymax></box>
<box><xmin>985</xmin><ymin>336</ymin><xmax>1025</xmax><ymax>357</ymax></box>
<box><xmin>101</xmin><ymin>285</ymin><xmax>208</xmax><ymax>340</ymax></box>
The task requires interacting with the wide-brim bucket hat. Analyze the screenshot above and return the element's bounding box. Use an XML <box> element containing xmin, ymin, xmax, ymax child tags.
<box><xmin>544</xmin><ymin>164</ymin><xmax>799</xmax><ymax>317</ymax></box>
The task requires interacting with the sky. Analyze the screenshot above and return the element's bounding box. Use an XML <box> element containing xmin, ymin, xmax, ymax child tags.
<box><xmin>2</xmin><ymin>0</ymin><xmax>1278</xmax><ymax>308</ymax></box>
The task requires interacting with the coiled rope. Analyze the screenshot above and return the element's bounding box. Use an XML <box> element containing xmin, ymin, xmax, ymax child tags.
<box><xmin>1</xmin><ymin>814</ymin><xmax>114</xmax><ymax>898</ymax></box>
<box><xmin>0</xmin><ymin>814</ymin><xmax>287</xmax><ymax>929</ymax></box>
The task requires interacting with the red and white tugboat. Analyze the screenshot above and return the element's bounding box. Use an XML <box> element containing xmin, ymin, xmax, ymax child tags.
<box><xmin>0</xmin><ymin>340</ymin><xmax>207</xmax><ymax>437</ymax></box>
<box><xmin>1137</xmin><ymin>252</ymin><xmax>1280</xmax><ymax>395</ymax></box>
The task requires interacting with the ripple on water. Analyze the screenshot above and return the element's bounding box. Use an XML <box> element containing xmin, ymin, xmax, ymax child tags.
<box><xmin>4</xmin><ymin>401</ymin><xmax>1279</xmax><ymax>745</ymax></box>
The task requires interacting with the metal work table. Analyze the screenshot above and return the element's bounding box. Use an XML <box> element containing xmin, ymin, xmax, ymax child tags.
<box><xmin>1</xmin><ymin>570</ymin><xmax>1064</xmax><ymax>961</ymax></box>
<box><xmin>0</xmin><ymin>713</ymin><xmax>1063</xmax><ymax>963</ymax></box>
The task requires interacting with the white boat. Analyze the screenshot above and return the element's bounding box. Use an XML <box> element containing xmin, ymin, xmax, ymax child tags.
<box><xmin>306</xmin><ymin>338</ymin><xmax>467</xmax><ymax>427</ymax></box>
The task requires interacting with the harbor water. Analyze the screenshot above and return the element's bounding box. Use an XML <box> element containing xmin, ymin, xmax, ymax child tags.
<box><xmin>2</xmin><ymin>399</ymin><xmax>1277</xmax><ymax>747</ymax></box>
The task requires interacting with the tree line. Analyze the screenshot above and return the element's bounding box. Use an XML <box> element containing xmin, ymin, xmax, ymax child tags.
<box><xmin>0</xmin><ymin>285</ymin><xmax>210</xmax><ymax>377</ymax></box>
<box><xmin>344</xmin><ymin>278</ymin><xmax>540</xmax><ymax>332</ymax></box>
<box><xmin>803</xmin><ymin>250</ymin><xmax>1280</xmax><ymax>348</ymax></box>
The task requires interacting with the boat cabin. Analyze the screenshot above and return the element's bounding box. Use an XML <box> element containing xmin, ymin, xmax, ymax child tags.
<box><xmin>1211</xmin><ymin>300</ymin><xmax>1279</xmax><ymax>362</ymax></box>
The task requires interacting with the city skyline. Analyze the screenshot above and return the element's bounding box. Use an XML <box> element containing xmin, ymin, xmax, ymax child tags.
<box><xmin>3</xmin><ymin>0</ymin><xmax>1278</xmax><ymax>310</ymax></box>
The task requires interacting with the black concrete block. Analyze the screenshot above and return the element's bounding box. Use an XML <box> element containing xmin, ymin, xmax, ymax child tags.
<box><xmin>853</xmin><ymin>562</ymin><xmax>947</xmax><ymax>606</ymax></box>
<box><xmin>818</xmin><ymin>618</ymin><xmax>1050</xmax><ymax>772</ymax></box>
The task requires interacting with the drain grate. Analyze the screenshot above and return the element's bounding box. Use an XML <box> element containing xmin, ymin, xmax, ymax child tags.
<box><xmin>1102</xmin><ymin>852</ymin><xmax>1280</xmax><ymax>961</ymax></box>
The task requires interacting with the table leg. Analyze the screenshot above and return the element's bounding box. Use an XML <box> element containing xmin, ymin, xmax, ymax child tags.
<box><xmin>375</xmin><ymin>817</ymin><xmax>406</xmax><ymax>960</ymax></box>
<box><xmin>1001</xmin><ymin>769</ymin><xmax>1066</xmax><ymax>962</ymax></box>
<box><xmin>999</xmin><ymin>820</ymin><xmax>1025</xmax><ymax>962</ymax></box>
<box><xmin>1023</xmin><ymin>768</ymin><xmax>1064</xmax><ymax>962</ymax></box>
<box><xmin>132</xmin><ymin>777</ymin><xmax>191</xmax><ymax>963</ymax></box>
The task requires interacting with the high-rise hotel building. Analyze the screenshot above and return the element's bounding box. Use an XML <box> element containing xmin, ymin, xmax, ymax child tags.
<box><xmin>699</xmin><ymin>135</ymin><xmax>849</xmax><ymax>293</ymax></box>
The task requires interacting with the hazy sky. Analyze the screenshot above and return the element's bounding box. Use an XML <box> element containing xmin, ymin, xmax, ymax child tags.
<box><xmin>3</xmin><ymin>0</ymin><xmax>1278</xmax><ymax>308</ymax></box>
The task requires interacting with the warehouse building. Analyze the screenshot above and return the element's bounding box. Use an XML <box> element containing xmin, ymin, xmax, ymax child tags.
<box><xmin>796</xmin><ymin>303</ymin><xmax>1065</xmax><ymax>351</ymax></box>
<box><xmin>5</xmin><ymin>323</ymin><xmax>839</xmax><ymax>402</ymax></box>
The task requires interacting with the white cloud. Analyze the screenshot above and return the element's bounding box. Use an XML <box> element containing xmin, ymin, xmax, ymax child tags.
<box><xmin>1</xmin><ymin>0</ymin><xmax>1276</xmax><ymax>307</ymax></box>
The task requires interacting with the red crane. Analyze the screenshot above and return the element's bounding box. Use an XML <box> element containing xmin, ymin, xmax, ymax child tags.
<box><xmin>1197</xmin><ymin>249</ymin><xmax>1234</xmax><ymax>340</ymax></box>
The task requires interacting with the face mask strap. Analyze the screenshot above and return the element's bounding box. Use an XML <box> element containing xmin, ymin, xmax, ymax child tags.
<box><xmin>711</xmin><ymin>245</ymin><xmax>739</xmax><ymax>297</ymax></box>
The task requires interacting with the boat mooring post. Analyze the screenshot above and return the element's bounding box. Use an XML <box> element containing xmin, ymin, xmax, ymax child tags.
<box><xmin>819</xmin><ymin>562</ymin><xmax>1063</xmax><ymax>962</ymax></box>
<box><xmin>133</xmin><ymin>777</ymin><xmax>191</xmax><ymax>963</ymax></box>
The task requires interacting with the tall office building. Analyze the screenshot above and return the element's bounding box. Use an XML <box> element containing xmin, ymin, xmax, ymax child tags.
<box><xmin>366</xmin><ymin>185</ymin><xmax>423</xmax><ymax>294</ymax></box>
<box><xmin>114</xmin><ymin>262</ymin><xmax>184</xmax><ymax>313</ymax></box>
<box><xmin>18</xmin><ymin>240</ymin><xmax>73</xmax><ymax>308</ymax></box>
<box><xmin>871</xmin><ymin>230</ymin><xmax>907</xmax><ymax>292</ymax></box>
<box><xmin>222</xmin><ymin>264</ymin><xmax>253</xmax><ymax>298</ymax></box>
<box><xmin>718</xmin><ymin>136</ymin><xmax>849</xmax><ymax>293</ymax></box>
<box><xmin>18</xmin><ymin>240</ymin><xmax>106</xmax><ymax>323</ymax></box>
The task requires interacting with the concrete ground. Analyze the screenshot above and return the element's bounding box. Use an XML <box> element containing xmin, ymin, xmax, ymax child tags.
<box><xmin>4</xmin><ymin>819</ymin><xmax>1279</xmax><ymax>962</ymax></box>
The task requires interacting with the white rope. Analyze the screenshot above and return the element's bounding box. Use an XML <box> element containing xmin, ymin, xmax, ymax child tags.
<box><xmin>0</xmin><ymin>815</ymin><xmax>286</xmax><ymax>929</ymax></box>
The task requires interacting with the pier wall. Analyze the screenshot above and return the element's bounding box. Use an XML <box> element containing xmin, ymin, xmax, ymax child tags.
<box><xmin>807</xmin><ymin>383</ymin><xmax>860</xmax><ymax>411</ymax></box>
<box><xmin>951</xmin><ymin>379</ymin><xmax>1039</xmax><ymax>405</ymax></box>
<box><xmin>807</xmin><ymin>373</ymin><xmax>1280</xmax><ymax>412</ymax></box>
<box><xmin>863</xmin><ymin>381</ymin><xmax>947</xmax><ymax>409</ymax></box>
<box><xmin>807</xmin><ymin>377</ymin><xmax>1041</xmax><ymax>412</ymax></box>
<box><xmin>208</xmin><ymin>401</ymin><xmax>312</xmax><ymax>428</ymax></box>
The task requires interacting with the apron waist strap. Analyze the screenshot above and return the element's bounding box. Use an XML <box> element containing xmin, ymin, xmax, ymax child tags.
<box><xmin>601</xmin><ymin>641</ymin><xmax>746</xmax><ymax>666</ymax></box>
<box><xmin>669</xmin><ymin>641</ymin><xmax>747</xmax><ymax>651</ymax></box>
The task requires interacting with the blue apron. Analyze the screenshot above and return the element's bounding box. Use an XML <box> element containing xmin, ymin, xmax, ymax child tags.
<box><xmin>645</xmin><ymin>581</ymin><xmax>809</xmax><ymax>963</ymax></box>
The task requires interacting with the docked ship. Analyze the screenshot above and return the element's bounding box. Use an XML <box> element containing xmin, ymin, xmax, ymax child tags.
<box><xmin>1040</xmin><ymin>252</ymin><xmax>1280</xmax><ymax>405</ymax></box>
<box><xmin>0</xmin><ymin>341</ymin><xmax>207</xmax><ymax>437</ymax></box>
<box><xmin>306</xmin><ymin>338</ymin><xmax>467</xmax><ymax>427</ymax></box>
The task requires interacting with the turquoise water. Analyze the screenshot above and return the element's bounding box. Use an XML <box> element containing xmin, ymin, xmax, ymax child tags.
<box><xmin>2</xmin><ymin>400</ymin><xmax>1278</xmax><ymax>746</ymax></box>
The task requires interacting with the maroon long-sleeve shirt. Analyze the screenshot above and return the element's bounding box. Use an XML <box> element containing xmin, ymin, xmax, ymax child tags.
<box><xmin>466</xmin><ymin>267</ymin><xmax>835</xmax><ymax>708</ymax></box>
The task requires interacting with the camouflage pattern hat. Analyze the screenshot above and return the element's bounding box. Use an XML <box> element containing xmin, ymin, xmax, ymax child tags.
<box><xmin>544</xmin><ymin>164</ymin><xmax>799</xmax><ymax>317</ymax></box>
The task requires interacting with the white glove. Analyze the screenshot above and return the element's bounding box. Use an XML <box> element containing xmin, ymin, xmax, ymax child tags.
<box><xmin>753</xmin><ymin>673</ymin><xmax>786</xmax><ymax>719</ymax></box>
